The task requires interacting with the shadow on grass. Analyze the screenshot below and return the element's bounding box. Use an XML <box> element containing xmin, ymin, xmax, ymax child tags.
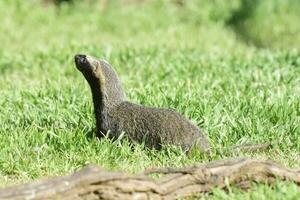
<box><xmin>226</xmin><ymin>0</ymin><xmax>264</xmax><ymax>48</ymax></box>
<box><xmin>46</xmin><ymin>0</ymin><xmax>74</xmax><ymax>5</ymax></box>
<box><xmin>85</xmin><ymin>128</ymin><xmax>97</xmax><ymax>140</ymax></box>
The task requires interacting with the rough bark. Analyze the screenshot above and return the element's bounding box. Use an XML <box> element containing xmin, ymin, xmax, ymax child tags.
<box><xmin>0</xmin><ymin>157</ymin><xmax>299</xmax><ymax>200</ymax></box>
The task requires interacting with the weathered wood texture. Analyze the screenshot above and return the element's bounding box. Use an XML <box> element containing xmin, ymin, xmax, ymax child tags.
<box><xmin>0</xmin><ymin>158</ymin><xmax>299</xmax><ymax>200</ymax></box>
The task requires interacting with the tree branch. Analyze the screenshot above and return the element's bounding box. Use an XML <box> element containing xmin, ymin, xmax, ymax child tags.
<box><xmin>0</xmin><ymin>158</ymin><xmax>299</xmax><ymax>200</ymax></box>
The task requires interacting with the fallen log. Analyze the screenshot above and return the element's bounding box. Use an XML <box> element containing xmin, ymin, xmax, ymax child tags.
<box><xmin>0</xmin><ymin>157</ymin><xmax>299</xmax><ymax>200</ymax></box>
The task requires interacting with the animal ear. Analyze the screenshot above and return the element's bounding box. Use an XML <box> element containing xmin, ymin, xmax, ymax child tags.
<box><xmin>92</xmin><ymin>68</ymin><xmax>99</xmax><ymax>78</ymax></box>
<box><xmin>91</xmin><ymin>63</ymin><xmax>105</xmax><ymax>84</ymax></box>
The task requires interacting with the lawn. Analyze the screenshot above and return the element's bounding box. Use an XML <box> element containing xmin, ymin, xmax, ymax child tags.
<box><xmin>0</xmin><ymin>0</ymin><xmax>299</xmax><ymax>199</ymax></box>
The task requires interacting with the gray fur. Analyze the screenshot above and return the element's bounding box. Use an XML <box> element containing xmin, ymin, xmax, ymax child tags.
<box><xmin>74</xmin><ymin>54</ymin><xmax>210</xmax><ymax>152</ymax></box>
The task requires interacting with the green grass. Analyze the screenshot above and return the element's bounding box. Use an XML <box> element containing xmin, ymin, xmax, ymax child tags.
<box><xmin>0</xmin><ymin>0</ymin><xmax>299</xmax><ymax>199</ymax></box>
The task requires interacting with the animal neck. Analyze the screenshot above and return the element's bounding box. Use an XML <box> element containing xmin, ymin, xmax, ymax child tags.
<box><xmin>99</xmin><ymin>60</ymin><xmax>126</xmax><ymax>108</ymax></box>
<box><xmin>88</xmin><ymin>78</ymin><xmax>107</xmax><ymax>134</ymax></box>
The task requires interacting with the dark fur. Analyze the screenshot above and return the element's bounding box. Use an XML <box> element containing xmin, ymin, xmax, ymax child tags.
<box><xmin>75</xmin><ymin>54</ymin><xmax>210</xmax><ymax>152</ymax></box>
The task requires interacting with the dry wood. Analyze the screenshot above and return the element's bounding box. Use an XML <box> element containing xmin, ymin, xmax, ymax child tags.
<box><xmin>0</xmin><ymin>157</ymin><xmax>299</xmax><ymax>200</ymax></box>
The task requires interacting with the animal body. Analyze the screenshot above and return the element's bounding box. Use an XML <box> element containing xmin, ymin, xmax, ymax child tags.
<box><xmin>75</xmin><ymin>54</ymin><xmax>209</xmax><ymax>153</ymax></box>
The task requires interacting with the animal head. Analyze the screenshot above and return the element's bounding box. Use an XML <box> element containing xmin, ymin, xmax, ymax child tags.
<box><xmin>74</xmin><ymin>54</ymin><xmax>125</xmax><ymax>107</ymax></box>
<box><xmin>74</xmin><ymin>54</ymin><xmax>105</xmax><ymax>82</ymax></box>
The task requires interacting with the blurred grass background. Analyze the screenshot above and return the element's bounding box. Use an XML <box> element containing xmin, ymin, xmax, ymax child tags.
<box><xmin>0</xmin><ymin>0</ymin><xmax>299</xmax><ymax>199</ymax></box>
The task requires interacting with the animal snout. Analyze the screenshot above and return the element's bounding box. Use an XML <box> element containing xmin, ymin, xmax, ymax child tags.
<box><xmin>75</xmin><ymin>54</ymin><xmax>87</xmax><ymax>65</ymax></box>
